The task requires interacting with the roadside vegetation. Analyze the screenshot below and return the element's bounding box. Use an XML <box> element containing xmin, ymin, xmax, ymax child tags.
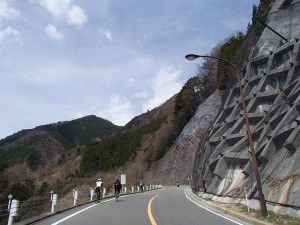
<box><xmin>240</xmin><ymin>205</ymin><xmax>300</xmax><ymax>225</ymax></box>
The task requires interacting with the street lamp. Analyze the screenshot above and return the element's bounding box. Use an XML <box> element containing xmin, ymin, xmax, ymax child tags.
<box><xmin>185</xmin><ymin>53</ymin><xmax>268</xmax><ymax>217</ymax></box>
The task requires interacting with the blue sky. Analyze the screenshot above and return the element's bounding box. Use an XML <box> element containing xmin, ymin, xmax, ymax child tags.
<box><xmin>0</xmin><ymin>0</ymin><xmax>259</xmax><ymax>139</ymax></box>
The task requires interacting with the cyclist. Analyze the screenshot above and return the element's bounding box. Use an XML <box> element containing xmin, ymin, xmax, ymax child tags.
<box><xmin>139</xmin><ymin>180</ymin><xmax>144</xmax><ymax>192</ymax></box>
<box><xmin>95</xmin><ymin>178</ymin><xmax>103</xmax><ymax>202</ymax></box>
<box><xmin>114</xmin><ymin>179</ymin><xmax>122</xmax><ymax>201</ymax></box>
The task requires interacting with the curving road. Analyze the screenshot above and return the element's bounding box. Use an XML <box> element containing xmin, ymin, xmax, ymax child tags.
<box><xmin>32</xmin><ymin>186</ymin><xmax>250</xmax><ymax>225</ymax></box>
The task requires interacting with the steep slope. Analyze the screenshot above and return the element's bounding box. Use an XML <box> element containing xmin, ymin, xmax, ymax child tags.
<box><xmin>74</xmin><ymin>74</ymin><xmax>215</xmax><ymax>185</ymax></box>
<box><xmin>192</xmin><ymin>0</ymin><xmax>300</xmax><ymax>217</ymax></box>
<box><xmin>150</xmin><ymin>91</ymin><xmax>221</xmax><ymax>185</ymax></box>
<box><xmin>93</xmin><ymin>95</ymin><xmax>219</xmax><ymax>187</ymax></box>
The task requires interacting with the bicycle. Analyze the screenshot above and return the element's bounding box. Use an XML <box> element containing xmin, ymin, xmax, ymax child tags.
<box><xmin>95</xmin><ymin>188</ymin><xmax>101</xmax><ymax>203</ymax></box>
<box><xmin>115</xmin><ymin>191</ymin><xmax>119</xmax><ymax>202</ymax></box>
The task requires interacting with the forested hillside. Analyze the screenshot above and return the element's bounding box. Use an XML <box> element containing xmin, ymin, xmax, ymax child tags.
<box><xmin>0</xmin><ymin>115</ymin><xmax>121</xmax><ymax>203</ymax></box>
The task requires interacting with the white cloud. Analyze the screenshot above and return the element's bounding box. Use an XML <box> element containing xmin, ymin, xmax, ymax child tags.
<box><xmin>134</xmin><ymin>90</ymin><xmax>150</xmax><ymax>99</ymax></box>
<box><xmin>72</xmin><ymin>111</ymin><xmax>85</xmax><ymax>119</ymax></box>
<box><xmin>97</xmin><ymin>28</ymin><xmax>113</xmax><ymax>41</ymax></box>
<box><xmin>38</xmin><ymin>0</ymin><xmax>87</xmax><ymax>27</ymax></box>
<box><xmin>221</xmin><ymin>18</ymin><xmax>248</xmax><ymax>30</ymax></box>
<box><xmin>67</xmin><ymin>5</ymin><xmax>87</xmax><ymax>27</ymax></box>
<box><xmin>99</xmin><ymin>94</ymin><xmax>135</xmax><ymax>126</ymax></box>
<box><xmin>0</xmin><ymin>26</ymin><xmax>22</xmax><ymax>44</ymax></box>
<box><xmin>137</xmin><ymin>33</ymin><xmax>153</xmax><ymax>46</ymax></box>
<box><xmin>45</xmin><ymin>23</ymin><xmax>64</xmax><ymax>41</ymax></box>
<box><xmin>38</xmin><ymin>0</ymin><xmax>70</xmax><ymax>19</ymax></box>
<box><xmin>142</xmin><ymin>66</ymin><xmax>182</xmax><ymax>111</ymax></box>
<box><xmin>138</xmin><ymin>55</ymin><xmax>153</xmax><ymax>66</ymax></box>
<box><xmin>127</xmin><ymin>78</ymin><xmax>135</xmax><ymax>86</ymax></box>
<box><xmin>0</xmin><ymin>0</ymin><xmax>20</xmax><ymax>21</ymax></box>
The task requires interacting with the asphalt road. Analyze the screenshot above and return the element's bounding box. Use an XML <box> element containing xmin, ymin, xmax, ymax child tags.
<box><xmin>31</xmin><ymin>186</ymin><xmax>250</xmax><ymax>225</ymax></box>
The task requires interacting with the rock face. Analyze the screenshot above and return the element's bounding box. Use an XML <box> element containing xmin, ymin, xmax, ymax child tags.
<box><xmin>192</xmin><ymin>0</ymin><xmax>300</xmax><ymax>216</ymax></box>
<box><xmin>152</xmin><ymin>91</ymin><xmax>221</xmax><ymax>185</ymax></box>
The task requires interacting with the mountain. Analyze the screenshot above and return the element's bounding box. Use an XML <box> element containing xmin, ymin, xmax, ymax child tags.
<box><xmin>0</xmin><ymin>115</ymin><xmax>121</xmax><ymax>201</ymax></box>
<box><xmin>0</xmin><ymin>115</ymin><xmax>121</xmax><ymax>148</ymax></box>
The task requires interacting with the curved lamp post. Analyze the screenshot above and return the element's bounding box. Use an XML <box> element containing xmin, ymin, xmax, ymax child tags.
<box><xmin>185</xmin><ymin>54</ymin><xmax>268</xmax><ymax>217</ymax></box>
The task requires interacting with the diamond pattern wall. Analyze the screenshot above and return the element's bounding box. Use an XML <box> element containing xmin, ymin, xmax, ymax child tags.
<box><xmin>192</xmin><ymin>0</ymin><xmax>300</xmax><ymax>215</ymax></box>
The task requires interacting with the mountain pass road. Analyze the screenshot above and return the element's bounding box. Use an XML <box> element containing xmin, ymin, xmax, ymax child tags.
<box><xmin>32</xmin><ymin>186</ymin><xmax>250</xmax><ymax>225</ymax></box>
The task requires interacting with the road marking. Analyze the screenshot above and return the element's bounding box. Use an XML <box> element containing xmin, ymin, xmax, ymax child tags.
<box><xmin>51</xmin><ymin>204</ymin><xmax>97</xmax><ymax>225</ymax></box>
<box><xmin>147</xmin><ymin>194</ymin><xmax>159</xmax><ymax>225</ymax></box>
<box><xmin>51</xmin><ymin>198</ymin><xmax>118</xmax><ymax>225</ymax></box>
<box><xmin>184</xmin><ymin>187</ymin><xmax>243</xmax><ymax>225</ymax></box>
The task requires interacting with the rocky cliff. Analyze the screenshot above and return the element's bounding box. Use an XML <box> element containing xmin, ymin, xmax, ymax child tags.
<box><xmin>150</xmin><ymin>91</ymin><xmax>221</xmax><ymax>185</ymax></box>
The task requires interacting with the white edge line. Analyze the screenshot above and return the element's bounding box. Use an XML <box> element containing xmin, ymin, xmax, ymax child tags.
<box><xmin>184</xmin><ymin>187</ymin><xmax>243</xmax><ymax>225</ymax></box>
<box><xmin>51</xmin><ymin>198</ymin><xmax>117</xmax><ymax>225</ymax></box>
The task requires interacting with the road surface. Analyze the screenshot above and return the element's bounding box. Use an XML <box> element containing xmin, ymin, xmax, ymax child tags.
<box><xmin>32</xmin><ymin>186</ymin><xmax>250</xmax><ymax>225</ymax></box>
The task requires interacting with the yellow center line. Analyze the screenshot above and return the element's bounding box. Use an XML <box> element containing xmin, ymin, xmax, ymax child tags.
<box><xmin>148</xmin><ymin>194</ymin><xmax>159</xmax><ymax>225</ymax></box>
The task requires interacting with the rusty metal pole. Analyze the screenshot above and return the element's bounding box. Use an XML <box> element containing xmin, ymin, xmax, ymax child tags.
<box><xmin>185</xmin><ymin>54</ymin><xmax>268</xmax><ymax>217</ymax></box>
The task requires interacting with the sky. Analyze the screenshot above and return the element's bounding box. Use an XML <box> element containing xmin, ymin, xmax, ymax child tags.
<box><xmin>0</xmin><ymin>0</ymin><xmax>259</xmax><ymax>139</ymax></box>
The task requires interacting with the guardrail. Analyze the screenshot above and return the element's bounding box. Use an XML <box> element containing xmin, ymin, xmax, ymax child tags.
<box><xmin>0</xmin><ymin>184</ymin><xmax>162</xmax><ymax>225</ymax></box>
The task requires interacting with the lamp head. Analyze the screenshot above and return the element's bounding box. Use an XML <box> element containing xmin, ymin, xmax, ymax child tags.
<box><xmin>185</xmin><ymin>54</ymin><xmax>201</xmax><ymax>61</ymax></box>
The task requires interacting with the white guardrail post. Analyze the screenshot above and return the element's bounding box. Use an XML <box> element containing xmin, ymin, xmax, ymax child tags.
<box><xmin>7</xmin><ymin>195</ymin><xmax>19</xmax><ymax>225</ymax></box>
<box><xmin>73</xmin><ymin>189</ymin><xmax>78</xmax><ymax>206</ymax></box>
<box><xmin>51</xmin><ymin>193</ymin><xmax>58</xmax><ymax>213</ymax></box>
<box><xmin>50</xmin><ymin>191</ymin><xmax>53</xmax><ymax>212</ymax></box>
<box><xmin>103</xmin><ymin>188</ymin><xmax>106</xmax><ymax>198</ymax></box>
<box><xmin>90</xmin><ymin>188</ymin><xmax>94</xmax><ymax>201</ymax></box>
